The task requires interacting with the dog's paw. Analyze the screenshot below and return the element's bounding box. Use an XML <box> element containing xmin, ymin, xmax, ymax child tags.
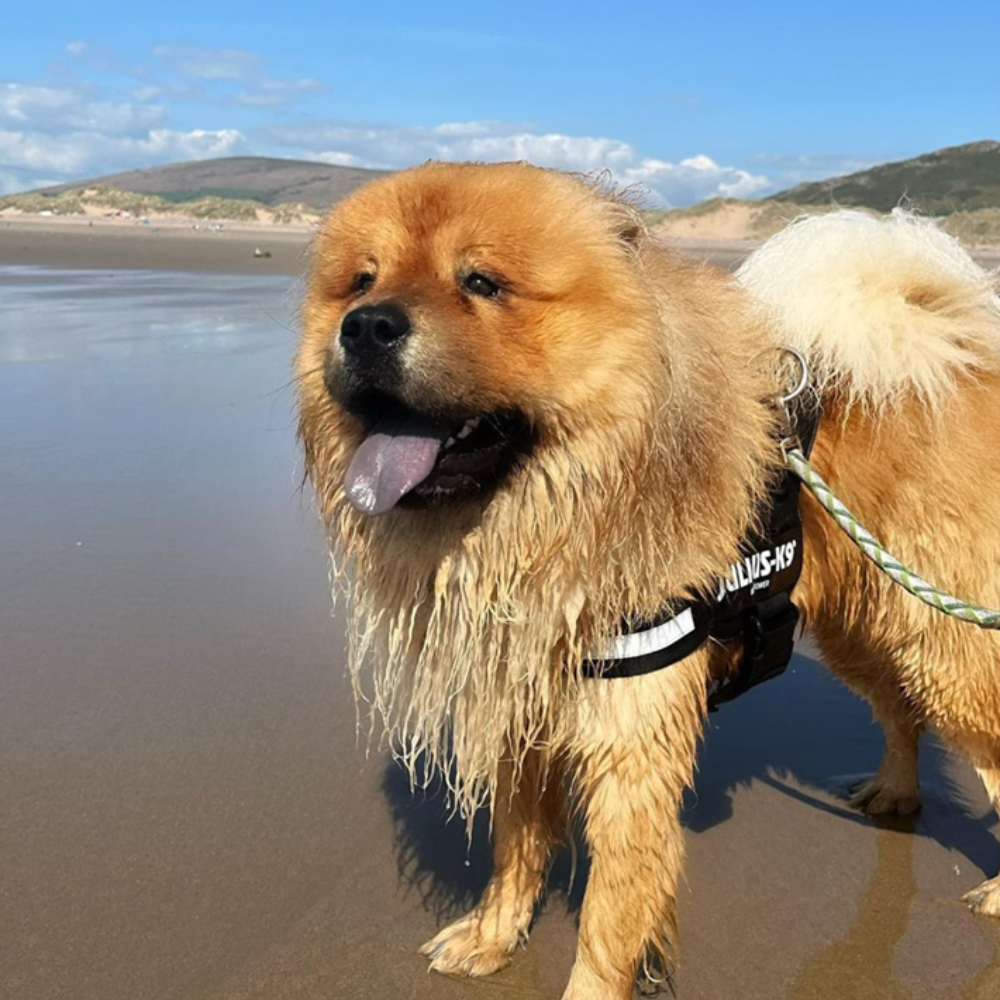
<box><xmin>849</xmin><ymin>775</ymin><xmax>921</xmax><ymax>817</ymax></box>
<box><xmin>420</xmin><ymin>909</ymin><xmax>521</xmax><ymax>978</ymax></box>
<box><xmin>963</xmin><ymin>877</ymin><xmax>1000</xmax><ymax>917</ymax></box>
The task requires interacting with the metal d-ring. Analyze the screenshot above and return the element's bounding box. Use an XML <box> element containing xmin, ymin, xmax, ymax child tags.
<box><xmin>777</xmin><ymin>346</ymin><xmax>809</xmax><ymax>406</ymax></box>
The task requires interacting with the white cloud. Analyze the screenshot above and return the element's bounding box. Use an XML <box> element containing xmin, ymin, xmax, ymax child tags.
<box><xmin>153</xmin><ymin>45</ymin><xmax>263</xmax><ymax>80</ymax></box>
<box><xmin>149</xmin><ymin>45</ymin><xmax>327</xmax><ymax>110</ymax></box>
<box><xmin>748</xmin><ymin>152</ymin><xmax>878</xmax><ymax>192</ymax></box>
<box><xmin>0</xmin><ymin>84</ymin><xmax>167</xmax><ymax>135</ymax></box>
<box><xmin>0</xmin><ymin>127</ymin><xmax>245</xmax><ymax>180</ymax></box>
<box><xmin>0</xmin><ymin>167</ymin><xmax>62</xmax><ymax>195</ymax></box>
<box><xmin>0</xmin><ymin>84</ymin><xmax>71</xmax><ymax>124</ymax></box>
<box><xmin>310</xmin><ymin>150</ymin><xmax>364</xmax><ymax>167</ymax></box>
<box><xmin>262</xmin><ymin>120</ymin><xmax>771</xmax><ymax>207</ymax></box>
<box><xmin>131</xmin><ymin>85</ymin><xmax>164</xmax><ymax>102</ymax></box>
<box><xmin>0</xmin><ymin>78</ymin><xmax>244</xmax><ymax>191</ymax></box>
<box><xmin>626</xmin><ymin>154</ymin><xmax>771</xmax><ymax>203</ymax></box>
<box><xmin>237</xmin><ymin>77</ymin><xmax>325</xmax><ymax>107</ymax></box>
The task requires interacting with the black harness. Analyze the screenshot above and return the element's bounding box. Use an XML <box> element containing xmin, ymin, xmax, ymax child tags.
<box><xmin>582</xmin><ymin>395</ymin><xmax>821</xmax><ymax>711</ymax></box>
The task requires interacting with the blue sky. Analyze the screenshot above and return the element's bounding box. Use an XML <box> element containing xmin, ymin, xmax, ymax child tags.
<box><xmin>2</xmin><ymin>0</ymin><xmax>998</xmax><ymax>205</ymax></box>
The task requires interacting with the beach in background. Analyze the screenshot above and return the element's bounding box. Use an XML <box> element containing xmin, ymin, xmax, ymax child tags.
<box><xmin>3</xmin><ymin>255</ymin><xmax>1000</xmax><ymax>1000</ymax></box>
<box><xmin>0</xmin><ymin>217</ymin><xmax>312</xmax><ymax>275</ymax></box>
<box><xmin>3</xmin><ymin>215</ymin><xmax>998</xmax><ymax>278</ymax></box>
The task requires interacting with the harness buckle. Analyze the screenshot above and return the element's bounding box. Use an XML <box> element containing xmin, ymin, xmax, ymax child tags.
<box><xmin>745</xmin><ymin>594</ymin><xmax>799</xmax><ymax>683</ymax></box>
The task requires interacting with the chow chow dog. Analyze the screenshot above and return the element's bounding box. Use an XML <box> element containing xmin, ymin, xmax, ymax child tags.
<box><xmin>296</xmin><ymin>161</ymin><xmax>1000</xmax><ymax>998</ymax></box>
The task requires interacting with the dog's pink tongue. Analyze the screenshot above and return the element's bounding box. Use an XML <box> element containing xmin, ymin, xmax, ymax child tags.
<box><xmin>345</xmin><ymin>413</ymin><xmax>449</xmax><ymax>515</ymax></box>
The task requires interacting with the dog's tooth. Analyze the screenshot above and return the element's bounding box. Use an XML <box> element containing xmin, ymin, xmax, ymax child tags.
<box><xmin>457</xmin><ymin>422</ymin><xmax>475</xmax><ymax>440</ymax></box>
<box><xmin>443</xmin><ymin>436</ymin><xmax>456</xmax><ymax>448</ymax></box>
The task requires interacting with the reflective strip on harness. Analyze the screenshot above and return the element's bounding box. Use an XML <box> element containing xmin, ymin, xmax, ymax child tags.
<box><xmin>581</xmin><ymin>601</ymin><xmax>712</xmax><ymax>680</ymax></box>
<box><xmin>603</xmin><ymin>607</ymin><xmax>696</xmax><ymax>659</ymax></box>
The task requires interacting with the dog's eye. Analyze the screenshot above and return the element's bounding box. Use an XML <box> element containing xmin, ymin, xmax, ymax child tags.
<box><xmin>354</xmin><ymin>272</ymin><xmax>376</xmax><ymax>295</ymax></box>
<box><xmin>462</xmin><ymin>272</ymin><xmax>501</xmax><ymax>299</ymax></box>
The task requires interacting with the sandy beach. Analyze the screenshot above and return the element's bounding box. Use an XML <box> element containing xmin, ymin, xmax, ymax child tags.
<box><xmin>0</xmin><ymin>216</ymin><xmax>762</xmax><ymax>275</ymax></box>
<box><xmin>3</xmin><ymin>255</ymin><xmax>1000</xmax><ymax>1000</ymax></box>
<box><xmin>0</xmin><ymin>216</ymin><xmax>314</xmax><ymax>275</ymax></box>
<box><xmin>3</xmin><ymin>215</ymin><xmax>998</xmax><ymax>279</ymax></box>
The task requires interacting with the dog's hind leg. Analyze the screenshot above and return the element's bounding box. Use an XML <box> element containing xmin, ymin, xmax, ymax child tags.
<box><xmin>849</xmin><ymin>695</ymin><xmax>923</xmax><ymax>817</ymax></box>
<box><xmin>560</xmin><ymin>663</ymin><xmax>705</xmax><ymax>1000</ymax></box>
<box><xmin>810</xmin><ymin>625</ymin><xmax>924</xmax><ymax>817</ymax></box>
<box><xmin>962</xmin><ymin>762</ymin><xmax>1000</xmax><ymax>917</ymax></box>
<box><xmin>421</xmin><ymin>751</ymin><xmax>564</xmax><ymax>977</ymax></box>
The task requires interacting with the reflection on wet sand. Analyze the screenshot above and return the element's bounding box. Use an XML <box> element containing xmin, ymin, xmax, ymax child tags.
<box><xmin>788</xmin><ymin>810</ymin><xmax>1000</xmax><ymax>1000</ymax></box>
<box><xmin>0</xmin><ymin>266</ymin><xmax>301</xmax><ymax>365</ymax></box>
<box><xmin>963</xmin><ymin>929</ymin><xmax>1000</xmax><ymax>1000</ymax></box>
<box><xmin>790</xmin><ymin>824</ymin><xmax>918</xmax><ymax>1000</ymax></box>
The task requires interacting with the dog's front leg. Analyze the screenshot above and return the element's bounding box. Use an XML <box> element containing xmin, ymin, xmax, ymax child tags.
<box><xmin>421</xmin><ymin>751</ymin><xmax>565</xmax><ymax>977</ymax></box>
<box><xmin>561</xmin><ymin>660</ymin><xmax>707</xmax><ymax>1000</ymax></box>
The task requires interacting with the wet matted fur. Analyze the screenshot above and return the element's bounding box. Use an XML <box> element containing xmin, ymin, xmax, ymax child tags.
<box><xmin>297</xmin><ymin>162</ymin><xmax>1000</xmax><ymax>999</ymax></box>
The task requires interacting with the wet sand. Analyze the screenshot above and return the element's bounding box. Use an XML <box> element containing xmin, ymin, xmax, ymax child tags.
<box><xmin>3</xmin><ymin>265</ymin><xmax>1000</xmax><ymax>1000</ymax></box>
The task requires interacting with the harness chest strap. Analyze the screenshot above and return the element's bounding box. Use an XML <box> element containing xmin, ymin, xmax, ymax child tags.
<box><xmin>582</xmin><ymin>393</ymin><xmax>821</xmax><ymax>711</ymax></box>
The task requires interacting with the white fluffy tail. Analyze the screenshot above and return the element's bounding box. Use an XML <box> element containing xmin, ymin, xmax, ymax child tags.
<box><xmin>737</xmin><ymin>209</ymin><xmax>1000</xmax><ymax>409</ymax></box>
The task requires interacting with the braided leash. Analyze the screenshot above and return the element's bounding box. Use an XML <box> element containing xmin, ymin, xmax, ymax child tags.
<box><xmin>784</xmin><ymin>446</ymin><xmax>1000</xmax><ymax>629</ymax></box>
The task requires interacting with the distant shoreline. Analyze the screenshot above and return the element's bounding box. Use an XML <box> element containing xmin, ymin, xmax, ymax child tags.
<box><xmin>0</xmin><ymin>216</ymin><xmax>314</xmax><ymax>276</ymax></box>
<box><xmin>2</xmin><ymin>215</ymin><xmax>997</xmax><ymax>277</ymax></box>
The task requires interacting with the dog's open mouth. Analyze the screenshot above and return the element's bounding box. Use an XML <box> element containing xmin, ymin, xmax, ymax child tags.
<box><xmin>343</xmin><ymin>396</ymin><xmax>533</xmax><ymax>515</ymax></box>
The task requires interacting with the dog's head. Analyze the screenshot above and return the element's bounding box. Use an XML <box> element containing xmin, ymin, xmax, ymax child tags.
<box><xmin>298</xmin><ymin>162</ymin><xmax>662</xmax><ymax>516</ymax></box>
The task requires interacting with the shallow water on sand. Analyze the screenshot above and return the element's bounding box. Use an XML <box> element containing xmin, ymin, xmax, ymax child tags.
<box><xmin>2</xmin><ymin>265</ymin><xmax>999</xmax><ymax>1000</ymax></box>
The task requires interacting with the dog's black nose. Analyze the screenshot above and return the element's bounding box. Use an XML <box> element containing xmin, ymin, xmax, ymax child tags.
<box><xmin>340</xmin><ymin>303</ymin><xmax>411</xmax><ymax>360</ymax></box>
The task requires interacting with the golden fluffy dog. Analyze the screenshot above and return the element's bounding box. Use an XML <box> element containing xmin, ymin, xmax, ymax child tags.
<box><xmin>296</xmin><ymin>161</ymin><xmax>1000</xmax><ymax>998</ymax></box>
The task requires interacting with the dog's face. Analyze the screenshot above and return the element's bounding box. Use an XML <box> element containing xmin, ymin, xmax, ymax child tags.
<box><xmin>299</xmin><ymin>162</ymin><xmax>657</xmax><ymax>516</ymax></box>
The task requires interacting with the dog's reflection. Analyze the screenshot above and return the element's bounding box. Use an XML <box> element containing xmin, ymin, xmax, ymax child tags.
<box><xmin>789</xmin><ymin>821</ymin><xmax>1000</xmax><ymax>1000</ymax></box>
<box><xmin>789</xmin><ymin>822</ymin><xmax>917</xmax><ymax>1000</ymax></box>
<box><xmin>963</xmin><ymin>929</ymin><xmax>1000</xmax><ymax>1000</ymax></box>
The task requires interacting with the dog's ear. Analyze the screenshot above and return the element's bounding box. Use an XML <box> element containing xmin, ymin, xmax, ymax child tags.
<box><xmin>613</xmin><ymin>207</ymin><xmax>648</xmax><ymax>256</ymax></box>
<box><xmin>581</xmin><ymin>171</ymin><xmax>648</xmax><ymax>253</ymax></box>
<box><xmin>617</xmin><ymin>213</ymin><xmax>646</xmax><ymax>249</ymax></box>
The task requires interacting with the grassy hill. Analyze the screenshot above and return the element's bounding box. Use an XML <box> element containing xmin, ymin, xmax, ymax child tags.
<box><xmin>770</xmin><ymin>141</ymin><xmax>1000</xmax><ymax>213</ymax></box>
<box><xmin>37</xmin><ymin>156</ymin><xmax>389</xmax><ymax>211</ymax></box>
<box><xmin>649</xmin><ymin>140</ymin><xmax>1000</xmax><ymax>245</ymax></box>
<box><xmin>0</xmin><ymin>185</ymin><xmax>318</xmax><ymax>224</ymax></box>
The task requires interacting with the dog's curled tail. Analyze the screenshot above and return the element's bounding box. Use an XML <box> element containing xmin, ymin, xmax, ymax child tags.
<box><xmin>737</xmin><ymin>209</ymin><xmax>1000</xmax><ymax>410</ymax></box>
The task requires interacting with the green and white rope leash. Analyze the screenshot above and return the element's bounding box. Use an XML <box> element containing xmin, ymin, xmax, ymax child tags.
<box><xmin>774</xmin><ymin>344</ymin><xmax>1000</xmax><ymax>630</ymax></box>
<box><xmin>784</xmin><ymin>446</ymin><xmax>1000</xmax><ymax>629</ymax></box>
